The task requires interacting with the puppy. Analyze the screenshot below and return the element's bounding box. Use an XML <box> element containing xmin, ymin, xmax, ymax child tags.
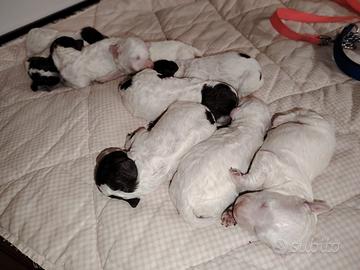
<box><xmin>80</xmin><ymin>27</ymin><xmax>202</xmax><ymax>61</ymax></box>
<box><xmin>221</xmin><ymin>108</ymin><xmax>336</xmax><ymax>253</ymax></box>
<box><xmin>169</xmin><ymin>97</ymin><xmax>271</xmax><ymax>227</ymax></box>
<box><xmin>52</xmin><ymin>36</ymin><xmax>153</xmax><ymax>88</ymax></box>
<box><xmin>119</xmin><ymin>69</ymin><xmax>238</xmax><ymax>123</ymax></box>
<box><xmin>152</xmin><ymin>52</ymin><xmax>263</xmax><ymax>96</ymax></box>
<box><xmin>26</xmin><ymin>27</ymin><xmax>200</xmax><ymax>89</ymax></box>
<box><xmin>95</xmin><ymin>101</ymin><xmax>218</xmax><ymax>207</ymax></box>
<box><xmin>25</xmin><ymin>36</ymin><xmax>84</xmax><ymax>91</ymax></box>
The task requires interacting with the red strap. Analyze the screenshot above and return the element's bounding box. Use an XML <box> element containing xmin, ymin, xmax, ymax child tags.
<box><xmin>270</xmin><ymin>0</ymin><xmax>360</xmax><ymax>45</ymax></box>
<box><xmin>334</xmin><ymin>0</ymin><xmax>360</xmax><ymax>12</ymax></box>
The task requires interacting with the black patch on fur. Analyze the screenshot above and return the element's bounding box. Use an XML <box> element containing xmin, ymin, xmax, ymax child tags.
<box><xmin>108</xmin><ymin>196</ymin><xmax>140</xmax><ymax>208</ymax></box>
<box><xmin>205</xmin><ymin>110</ymin><xmax>215</xmax><ymax>124</ymax></box>
<box><xmin>201</xmin><ymin>83</ymin><xmax>238</xmax><ymax>124</ymax></box>
<box><xmin>148</xmin><ymin>109</ymin><xmax>168</xmax><ymax>131</ymax></box>
<box><xmin>95</xmin><ymin>150</ymin><xmax>138</xmax><ymax>193</ymax></box>
<box><xmin>153</xmin><ymin>60</ymin><xmax>179</xmax><ymax>78</ymax></box>
<box><xmin>28</xmin><ymin>56</ymin><xmax>59</xmax><ymax>72</ymax></box>
<box><xmin>259</xmin><ymin>72</ymin><xmax>262</xmax><ymax>81</ymax></box>
<box><xmin>30</xmin><ymin>75</ymin><xmax>61</xmax><ymax>91</ymax></box>
<box><xmin>238</xmin><ymin>52</ymin><xmax>250</xmax><ymax>58</ymax></box>
<box><xmin>50</xmin><ymin>36</ymin><xmax>84</xmax><ymax>55</ymax></box>
<box><xmin>27</xmin><ymin>56</ymin><xmax>61</xmax><ymax>91</ymax></box>
<box><xmin>80</xmin><ymin>26</ymin><xmax>107</xmax><ymax>44</ymax></box>
<box><xmin>120</xmin><ymin>77</ymin><xmax>133</xmax><ymax>90</ymax></box>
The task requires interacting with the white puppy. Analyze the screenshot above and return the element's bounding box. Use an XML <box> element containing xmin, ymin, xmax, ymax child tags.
<box><xmin>52</xmin><ymin>36</ymin><xmax>153</xmax><ymax>88</ymax></box>
<box><xmin>120</xmin><ymin>69</ymin><xmax>238</xmax><ymax>122</ymax></box>
<box><xmin>153</xmin><ymin>52</ymin><xmax>263</xmax><ymax>96</ymax></box>
<box><xmin>26</xmin><ymin>27</ymin><xmax>201</xmax><ymax>89</ymax></box>
<box><xmin>169</xmin><ymin>97</ymin><xmax>271</xmax><ymax>227</ymax></box>
<box><xmin>95</xmin><ymin>101</ymin><xmax>217</xmax><ymax>207</ymax></box>
<box><xmin>222</xmin><ymin>108</ymin><xmax>336</xmax><ymax>253</ymax></box>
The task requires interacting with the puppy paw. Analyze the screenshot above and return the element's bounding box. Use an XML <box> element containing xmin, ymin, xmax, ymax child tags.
<box><xmin>221</xmin><ymin>209</ymin><xmax>237</xmax><ymax>227</ymax></box>
<box><xmin>229</xmin><ymin>167</ymin><xmax>243</xmax><ymax>177</ymax></box>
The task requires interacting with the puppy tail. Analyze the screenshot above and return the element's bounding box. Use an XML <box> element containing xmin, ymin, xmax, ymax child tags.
<box><xmin>180</xmin><ymin>203</ymin><xmax>216</xmax><ymax>228</ymax></box>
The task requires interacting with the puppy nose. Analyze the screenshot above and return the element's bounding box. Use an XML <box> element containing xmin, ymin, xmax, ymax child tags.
<box><xmin>145</xmin><ymin>59</ymin><xmax>154</xmax><ymax>69</ymax></box>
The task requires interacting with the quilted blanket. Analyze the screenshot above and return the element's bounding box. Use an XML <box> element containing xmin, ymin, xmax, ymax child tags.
<box><xmin>1</xmin><ymin>0</ymin><xmax>359</xmax><ymax>269</ymax></box>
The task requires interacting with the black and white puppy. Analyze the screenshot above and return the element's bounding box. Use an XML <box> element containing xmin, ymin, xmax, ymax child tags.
<box><xmin>25</xmin><ymin>36</ymin><xmax>84</xmax><ymax>91</ymax></box>
<box><xmin>95</xmin><ymin>101</ymin><xmax>218</xmax><ymax>207</ymax></box>
<box><xmin>26</xmin><ymin>56</ymin><xmax>61</xmax><ymax>91</ymax></box>
<box><xmin>119</xmin><ymin>69</ymin><xmax>238</xmax><ymax>124</ymax></box>
<box><xmin>152</xmin><ymin>52</ymin><xmax>263</xmax><ymax>96</ymax></box>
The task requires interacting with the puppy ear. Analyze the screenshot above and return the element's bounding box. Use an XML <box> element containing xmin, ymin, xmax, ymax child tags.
<box><xmin>75</xmin><ymin>39</ymin><xmax>84</xmax><ymax>51</ymax></box>
<box><xmin>305</xmin><ymin>200</ymin><xmax>331</xmax><ymax>215</ymax></box>
<box><xmin>108</xmin><ymin>196</ymin><xmax>140</xmax><ymax>208</ymax></box>
<box><xmin>109</xmin><ymin>44</ymin><xmax>121</xmax><ymax>58</ymax></box>
<box><xmin>96</xmin><ymin>147</ymin><xmax>123</xmax><ymax>163</ymax></box>
<box><xmin>31</xmin><ymin>82</ymin><xmax>39</xmax><ymax>91</ymax></box>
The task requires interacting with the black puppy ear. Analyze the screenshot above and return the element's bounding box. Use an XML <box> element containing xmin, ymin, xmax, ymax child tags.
<box><xmin>119</xmin><ymin>77</ymin><xmax>133</xmax><ymax>90</ymax></box>
<box><xmin>75</xmin><ymin>39</ymin><xmax>84</xmax><ymax>51</ymax></box>
<box><xmin>238</xmin><ymin>52</ymin><xmax>250</xmax><ymax>58</ymax></box>
<box><xmin>153</xmin><ymin>60</ymin><xmax>179</xmax><ymax>78</ymax></box>
<box><xmin>108</xmin><ymin>196</ymin><xmax>140</xmax><ymax>208</ymax></box>
<box><xmin>125</xmin><ymin>198</ymin><xmax>140</xmax><ymax>208</ymax></box>
<box><xmin>80</xmin><ymin>27</ymin><xmax>107</xmax><ymax>44</ymax></box>
<box><xmin>31</xmin><ymin>82</ymin><xmax>39</xmax><ymax>91</ymax></box>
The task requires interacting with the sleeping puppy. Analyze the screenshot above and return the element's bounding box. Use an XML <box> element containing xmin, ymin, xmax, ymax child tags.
<box><xmin>52</xmin><ymin>36</ymin><xmax>153</xmax><ymax>88</ymax></box>
<box><xmin>26</xmin><ymin>26</ymin><xmax>200</xmax><ymax>90</ymax></box>
<box><xmin>221</xmin><ymin>108</ymin><xmax>336</xmax><ymax>253</ymax></box>
<box><xmin>119</xmin><ymin>69</ymin><xmax>238</xmax><ymax>123</ymax></box>
<box><xmin>80</xmin><ymin>26</ymin><xmax>203</xmax><ymax>61</ymax></box>
<box><xmin>152</xmin><ymin>51</ymin><xmax>263</xmax><ymax>96</ymax></box>
<box><xmin>95</xmin><ymin>101</ymin><xmax>218</xmax><ymax>207</ymax></box>
<box><xmin>25</xmin><ymin>36</ymin><xmax>84</xmax><ymax>91</ymax></box>
<box><xmin>169</xmin><ymin>97</ymin><xmax>271</xmax><ymax>227</ymax></box>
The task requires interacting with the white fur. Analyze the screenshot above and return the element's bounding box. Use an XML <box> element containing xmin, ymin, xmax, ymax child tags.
<box><xmin>169</xmin><ymin>97</ymin><xmax>271</xmax><ymax>227</ymax></box>
<box><xmin>26</xmin><ymin>28</ymin><xmax>202</xmax><ymax>60</ymax></box>
<box><xmin>52</xmin><ymin>37</ymin><xmax>152</xmax><ymax>88</ymax></box>
<box><xmin>27</xmin><ymin>65</ymin><xmax>58</xmax><ymax>78</ymax></box>
<box><xmin>26</xmin><ymin>28</ymin><xmax>82</xmax><ymax>57</ymax></box>
<box><xmin>174</xmin><ymin>52</ymin><xmax>263</xmax><ymax>96</ymax></box>
<box><xmin>148</xmin><ymin>40</ymin><xmax>202</xmax><ymax>61</ymax></box>
<box><xmin>120</xmin><ymin>68</ymin><xmax>237</xmax><ymax>121</ymax></box>
<box><xmin>228</xmin><ymin>109</ymin><xmax>336</xmax><ymax>252</ymax></box>
<box><xmin>99</xmin><ymin>101</ymin><xmax>217</xmax><ymax>199</ymax></box>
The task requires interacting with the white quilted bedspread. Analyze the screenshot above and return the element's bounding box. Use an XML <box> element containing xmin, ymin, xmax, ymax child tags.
<box><xmin>0</xmin><ymin>0</ymin><xmax>360</xmax><ymax>269</ymax></box>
